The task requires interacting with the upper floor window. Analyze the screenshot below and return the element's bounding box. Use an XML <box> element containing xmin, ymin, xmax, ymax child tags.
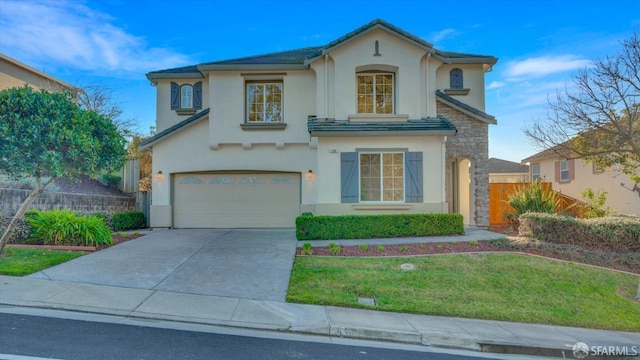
<box><xmin>246</xmin><ymin>82</ymin><xmax>283</xmax><ymax>122</ymax></box>
<box><xmin>180</xmin><ymin>85</ymin><xmax>193</xmax><ymax>109</ymax></box>
<box><xmin>171</xmin><ymin>81</ymin><xmax>202</xmax><ymax>114</ymax></box>
<box><xmin>357</xmin><ymin>73</ymin><xmax>394</xmax><ymax>114</ymax></box>
<box><xmin>559</xmin><ymin>160</ymin><xmax>570</xmax><ymax>182</ymax></box>
<box><xmin>450</xmin><ymin>69</ymin><xmax>463</xmax><ymax>89</ymax></box>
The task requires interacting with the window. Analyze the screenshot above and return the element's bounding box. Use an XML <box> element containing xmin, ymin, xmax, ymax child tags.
<box><xmin>450</xmin><ymin>68</ymin><xmax>463</xmax><ymax>89</ymax></box>
<box><xmin>531</xmin><ymin>164</ymin><xmax>540</xmax><ymax>181</ymax></box>
<box><xmin>180</xmin><ymin>85</ymin><xmax>193</xmax><ymax>109</ymax></box>
<box><xmin>560</xmin><ymin>160</ymin><xmax>570</xmax><ymax>182</ymax></box>
<box><xmin>246</xmin><ymin>82</ymin><xmax>283</xmax><ymax>122</ymax></box>
<box><xmin>357</xmin><ymin>73</ymin><xmax>394</xmax><ymax>114</ymax></box>
<box><xmin>359</xmin><ymin>152</ymin><xmax>404</xmax><ymax>202</ymax></box>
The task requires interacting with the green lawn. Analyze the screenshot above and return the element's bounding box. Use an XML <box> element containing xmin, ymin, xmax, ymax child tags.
<box><xmin>0</xmin><ymin>247</ymin><xmax>86</xmax><ymax>276</ymax></box>
<box><xmin>287</xmin><ymin>254</ymin><xmax>640</xmax><ymax>331</ymax></box>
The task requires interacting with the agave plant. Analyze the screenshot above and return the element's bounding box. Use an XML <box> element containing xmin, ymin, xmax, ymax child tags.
<box><xmin>506</xmin><ymin>182</ymin><xmax>560</xmax><ymax>219</ymax></box>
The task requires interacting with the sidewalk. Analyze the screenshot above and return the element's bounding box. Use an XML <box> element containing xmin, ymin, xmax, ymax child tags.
<box><xmin>1</xmin><ymin>275</ymin><xmax>638</xmax><ymax>358</ymax></box>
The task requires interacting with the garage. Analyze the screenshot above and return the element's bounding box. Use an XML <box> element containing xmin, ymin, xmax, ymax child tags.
<box><xmin>173</xmin><ymin>172</ymin><xmax>301</xmax><ymax>228</ymax></box>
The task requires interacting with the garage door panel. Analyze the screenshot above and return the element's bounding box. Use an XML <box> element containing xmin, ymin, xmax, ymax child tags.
<box><xmin>174</xmin><ymin>173</ymin><xmax>300</xmax><ymax>228</ymax></box>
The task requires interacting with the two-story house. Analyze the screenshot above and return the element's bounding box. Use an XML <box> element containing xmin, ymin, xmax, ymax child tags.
<box><xmin>140</xmin><ymin>19</ymin><xmax>498</xmax><ymax>228</ymax></box>
<box><xmin>0</xmin><ymin>52</ymin><xmax>75</xmax><ymax>93</ymax></box>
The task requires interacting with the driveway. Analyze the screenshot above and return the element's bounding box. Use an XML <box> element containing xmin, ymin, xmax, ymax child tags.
<box><xmin>28</xmin><ymin>229</ymin><xmax>298</xmax><ymax>302</ymax></box>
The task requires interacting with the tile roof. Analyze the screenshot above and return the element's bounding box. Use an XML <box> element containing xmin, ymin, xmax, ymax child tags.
<box><xmin>139</xmin><ymin>108</ymin><xmax>210</xmax><ymax>149</ymax></box>
<box><xmin>435</xmin><ymin>91</ymin><xmax>497</xmax><ymax>124</ymax></box>
<box><xmin>488</xmin><ymin>158</ymin><xmax>529</xmax><ymax>174</ymax></box>
<box><xmin>308</xmin><ymin>116</ymin><xmax>457</xmax><ymax>136</ymax></box>
<box><xmin>201</xmin><ymin>46</ymin><xmax>322</xmax><ymax>66</ymax></box>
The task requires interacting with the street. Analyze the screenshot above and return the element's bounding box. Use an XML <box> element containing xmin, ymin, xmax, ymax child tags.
<box><xmin>0</xmin><ymin>311</ymin><xmax>509</xmax><ymax>360</ymax></box>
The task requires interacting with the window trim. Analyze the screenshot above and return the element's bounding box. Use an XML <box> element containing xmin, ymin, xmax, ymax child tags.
<box><xmin>245</xmin><ymin>81</ymin><xmax>284</xmax><ymax>124</ymax></box>
<box><xmin>358</xmin><ymin>151</ymin><xmax>405</xmax><ymax>203</ymax></box>
<box><xmin>356</xmin><ymin>72</ymin><xmax>395</xmax><ymax>115</ymax></box>
<box><xmin>180</xmin><ymin>84</ymin><xmax>193</xmax><ymax>109</ymax></box>
<box><xmin>531</xmin><ymin>164</ymin><xmax>540</xmax><ymax>182</ymax></box>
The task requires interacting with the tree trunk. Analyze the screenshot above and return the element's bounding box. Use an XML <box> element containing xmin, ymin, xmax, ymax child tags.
<box><xmin>0</xmin><ymin>177</ymin><xmax>54</xmax><ymax>253</ymax></box>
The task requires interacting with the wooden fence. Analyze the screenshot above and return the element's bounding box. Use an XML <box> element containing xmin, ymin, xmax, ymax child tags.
<box><xmin>489</xmin><ymin>182</ymin><xmax>586</xmax><ymax>229</ymax></box>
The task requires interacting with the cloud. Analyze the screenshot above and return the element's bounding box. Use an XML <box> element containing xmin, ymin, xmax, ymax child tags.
<box><xmin>487</xmin><ymin>81</ymin><xmax>506</xmax><ymax>89</ymax></box>
<box><xmin>0</xmin><ymin>1</ymin><xmax>189</xmax><ymax>73</ymax></box>
<box><xmin>430</xmin><ymin>28</ymin><xmax>456</xmax><ymax>43</ymax></box>
<box><xmin>503</xmin><ymin>55</ymin><xmax>592</xmax><ymax>79</ymax></box>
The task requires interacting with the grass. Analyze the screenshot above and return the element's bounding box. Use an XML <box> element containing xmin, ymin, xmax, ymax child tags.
<box><xmin>0</xmin><ymin>247</ymin><xmax>86</xmax><ymax>276</ymax></box>
<box><xmin>286</xmin><ymin>253</ymin><xmax>640</xmax><ymax>331</ymax></box>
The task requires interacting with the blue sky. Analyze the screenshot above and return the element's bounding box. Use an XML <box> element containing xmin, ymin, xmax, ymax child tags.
<box><xmin>1</xmin><ymin>0</ymin><xmax>638</xmax><ymax>162</ymax></box>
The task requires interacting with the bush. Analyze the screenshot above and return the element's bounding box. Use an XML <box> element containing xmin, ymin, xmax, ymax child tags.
<box><xmin>0</xmin><ymin>214</ymin><xmax>34</xmax><ymax>244</ymax></box>
<box><xmin>101</xmin><ymin>174</ymin><xmax>121</xmax><ymax>188</ymax></box>
<box><xmin>295</xmin><ymin>213</ymin><xmax>464</xmax><ymax>240</ymax></box>
<box><xmin>93</xmin><ymin>212</ymin><xmax>113</xmax><ymax>230</ymax></box>
<box><xmin>27</xmin><ymin>209</ymin><xmax>113</xmax><ymax>247</ymax></box>
<box><xmin>506</xmin><ymin>182</ymin><xmax>559</xmax><ymax>219</ymax></box>
<box><xmin>519</xmin><ymin>212</ymin><xmax>640</xmax><ymax>251</ymax></box>
<box><xmin>111</xmin><ymin>211</ymin><xmax>146</xmax><ymax>231</ymax></box>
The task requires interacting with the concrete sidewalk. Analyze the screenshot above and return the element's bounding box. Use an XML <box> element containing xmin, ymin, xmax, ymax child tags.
<box><xmin>1</xmin><ymin>275</ymin><xmax>638</xmax><ymax>358</ymax></box>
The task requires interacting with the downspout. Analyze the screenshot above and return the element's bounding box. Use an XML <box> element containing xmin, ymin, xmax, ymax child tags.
<box><xmin>442</xmin><ymin>135</ymin><xmax>447</xmax><ymax>210</ymax></box>
<box><xmin>426</xmin><ymin>52</ymin><xmax>431</xmax><ymax>117</ymax></box>
<box><xmin>324</xmin><ymin>54</ymin><xmax>329</xmax><ymax>118</ymax></box>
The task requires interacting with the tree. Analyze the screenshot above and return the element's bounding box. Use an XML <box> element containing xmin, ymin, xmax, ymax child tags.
<box><xmin>76</xmin><ymin>84</ymin><xmax>140</xmax><ymax>138</ymax></box>
<box><xmin>525</xmin><ymin>32</ymin><xmax>639</xmax><ymax>184</ymax></box>
<box><xmin>127</xmin><ymin>134</ymin><xmax>153</xmax><ymax>190</ymax></box>
<box><xmin>0</xmin><ymin>86</ymin><xmax>127</xmax><ymax>252</ymax></box>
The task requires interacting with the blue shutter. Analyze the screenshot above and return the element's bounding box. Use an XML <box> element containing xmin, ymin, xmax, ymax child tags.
<box><xmin>341</xmin><ymin>152</ymin><xmax>359</xmax><ymax>203</ymax></box>
<box><xmin>405</xmin><ymin>152</ymin><xmax>423</xmax><ymax>203</ymax></box>
<box><xmin>170</xmin><ymin>82</ymin><xmax>179</xmax><ymax>110</ymax></box>
<box><xmin>193</xmin><ymin>81</ymin><xmax>202</xmax><ymax>109</ymax></box>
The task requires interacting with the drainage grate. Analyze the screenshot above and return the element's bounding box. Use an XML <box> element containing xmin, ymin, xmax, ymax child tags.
<box><xmin>357</xmin><ymin>297</ymin><xmax>376</xmax><ymax>306</ymax></box>
<box><xmin>400</xmin><ymin>263</ymin><xmax>416</xmax><ymax>271</ymax></box>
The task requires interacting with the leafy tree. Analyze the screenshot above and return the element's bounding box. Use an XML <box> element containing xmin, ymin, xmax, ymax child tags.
<box><xmin>580</xmin><ymin>187</ymin><xmax>615</xmax><ymax>218</ymax></box>
<box><xmin>525</xmin><ymin>32</ymin><xmax>639</xmax><ymax>184</ymax></box>
<box><xmin>0</xmin><ymin>86</ymin><xmax>127</xmax><ymax>252</ymax></box>
<box><xmin>127</xmin><ymin>135</ymin><xmax>153</xmax><ymax>190</ymax></box>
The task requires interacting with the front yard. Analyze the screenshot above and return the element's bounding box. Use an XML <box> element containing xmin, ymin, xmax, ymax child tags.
<box><xmin>0</xmin><ymin>247</ymin><xmax>86</xmax><ymax>276</ymax></box>
<box><xmin>287</xmin><ymin>253</ymin><xmax>640</xmax><ymax>331</ymax></box>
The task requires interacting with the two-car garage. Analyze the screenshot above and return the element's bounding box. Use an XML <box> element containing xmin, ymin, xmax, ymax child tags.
<box><xmin>173</xmin><ymin>172</ymin><xmax>301</xmax><ymax>228</ymax></box>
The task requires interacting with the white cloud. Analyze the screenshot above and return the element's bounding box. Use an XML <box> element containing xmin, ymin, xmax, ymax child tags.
<box><xmin>503</xmin><ymin>55</ymin><xmax>592</xmax><ymax>79</ymax></box>
<box><xmin>487</xmin><ymin>81</ymin><xmax>506</xmax><ymax>89</ymax></box>
<box><xmin>0</xmin><ymin>1</ymin><xmax>189</xmax><ymax>73</ymax></box>
<box><xmin>430</xmin><ymin>28</ymin><xmax>456</xmax><ymax>43</ymax></box>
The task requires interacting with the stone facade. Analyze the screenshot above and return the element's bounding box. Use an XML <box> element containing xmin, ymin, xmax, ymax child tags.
<box><xmin>0</xmin><ymin>189</ymin><xmax>135</xmax><ymax>217</ymax></box>
<box><xmin>437</xmin><ymin>101</ymin><xmax>490</xmax><ymax>227</ymax></box>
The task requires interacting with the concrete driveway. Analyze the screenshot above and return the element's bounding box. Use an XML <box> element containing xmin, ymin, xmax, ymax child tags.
<box><xmin>28</xmin><ymin>229</ymin><xmax>298</xmax><ymax>302</ymax></box>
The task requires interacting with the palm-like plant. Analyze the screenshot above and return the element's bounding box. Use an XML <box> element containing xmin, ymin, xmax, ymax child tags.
<box><xmin>506</xmin><ymin>182</ymin><xmax>560</xmax><ymax>219</ymax></box>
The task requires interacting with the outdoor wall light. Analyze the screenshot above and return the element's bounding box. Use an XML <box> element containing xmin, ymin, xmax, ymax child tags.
<box><xmin>156</xmin><ymin>171</ymin><xmax>164</xmax><ymax>179</ymax></box>
<box><xmin>306</xmin><ymin>170</ymin><xmax>315</xmax><ymax>180</ymax></box>
<box><xmin>157</xmin><ymin>171</ymin><xmax>163</xmax><ymax>175</ymax></box>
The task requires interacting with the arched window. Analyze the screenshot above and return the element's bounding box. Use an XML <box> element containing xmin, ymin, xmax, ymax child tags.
<box><xmin>449</xmin><ymin>68</ymin><xmax>463</xmax><ymax>89</ymax></box>
<box><xmin>180</xmin><ymin>85</ymin><xmax>193</xmax><ymax>109</ymax></box>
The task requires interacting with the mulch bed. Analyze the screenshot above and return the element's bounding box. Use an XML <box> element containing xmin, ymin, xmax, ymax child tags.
<box><xmin>8</xmin><ymin>233</ymin><xmax>146</xmax><ymax>252</ymax></box>
<box><xmin>297</xmin><ymin>238</ymin><xmax>640</xmax><ymax>275</ymax></box>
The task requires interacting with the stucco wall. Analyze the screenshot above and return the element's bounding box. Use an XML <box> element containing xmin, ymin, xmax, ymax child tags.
<box><xmin>534</xmin><ymin>158</ymin><xmax>640</xmax><ymax>215</ymax></box>
<box><xmin>437</xmin><ymin>101</ymin><xmax>490</xmax><ymax>226</ymax></box>
<box><xmin>154</xmin><ymin>78</ymin><xmax>209</xmax><ymax>132</ymax></box>
<box><xmin>0</xmin><ymin>58</ymin><xmax>70</xmax><ymax>92</ymax></box>
<box><xmin>435</xmin><ymin>64</ymin><xmax>486</xmax><ymax>111</ymax></box>
<box><xmin>0</xmin><ymin>189</ymin><xmax>135</xmax><ymax>217</ymax></box>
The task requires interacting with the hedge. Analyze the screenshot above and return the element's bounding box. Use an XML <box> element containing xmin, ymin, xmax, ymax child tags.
<box><xmin>111</xmin><ymin>211</ymin><xmax>146</xmax><ymax>231</ymax></box>
<box><xmin>295</xmin><ymin>213</ymin><xmax>464</xmax><ymax>240</ymax></box>
<box><xmin>519</xmin><ymin>212</ymin><xmax>640</xmax><ymax>251</ymax></box>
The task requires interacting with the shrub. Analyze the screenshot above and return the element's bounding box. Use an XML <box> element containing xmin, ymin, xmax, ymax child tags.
<box><xmin>101</xmin><ymin>174</ymin><xmax>121</xmax><ymax>188</ymax></box>
<box><xmin>0</xmin><ymin>214</ymin><xmax>34</xmax><ymax>244</ymax></box>
<box><xmin>301</xmin><ymin>242</ymin><xmax>313</xmax><ymax>255</ymax></box>
<box><xmin>359</xmin><ymin>244</ymin><xmax>369</xmax><ymax>251</ymax></box>
<box><xmin>27</xmin><ymin>209</ymin><xmax>113</xmax><ymax>247</ymax></box>
<box><xmin>506</xmin><ymin>182</ymin><xmax>559</xmax><ymax>219</ymax></box>
<box><xmin>93</xmin><ymin>212</ymin><xmax>113</xmax><ymax>230</ymax></box>
<box><xmin>519</xmin><ymin>212</ymin><xmax>640</xmax><ymax>251</ymax></box>
<box><xmin>111</xmin><ymin>211</ymin><xmax>146</xmax><ymax>231</ymax></box>
<box><xmin>581</xmin><ymin>187</ymin><xmax>615</xmax><ymax>218</ymax></box>
<box><xmin>295</xmin><ymin>213</ymin><xmax>464</xmax><ymax>240</ymax></box>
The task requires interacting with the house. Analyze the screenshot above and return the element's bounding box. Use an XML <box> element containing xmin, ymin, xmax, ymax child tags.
<box><xmin>522</xmin><ymin>147</ymin><xmax>640</xmax><ymax>215</ymax></box>
<box><xmin>140</xmin><ymin>19</ymin><xmax>498</xmax><ymax>228</ymax></box>
<box><xmin>488</xmin><ymin>158</ymin><xmax>529</xmax><ymax>183</ymax></box>
<box><xmin>0</xmin><ymin>53</ymin><xmax>75</xmax><ymax>93</ymax></box>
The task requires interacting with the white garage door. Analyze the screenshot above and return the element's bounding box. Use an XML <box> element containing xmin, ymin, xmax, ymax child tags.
<box><xmin>173</xmin><ymin>173</ymin><xmax>300</xmax><ymax>228</ymax></box>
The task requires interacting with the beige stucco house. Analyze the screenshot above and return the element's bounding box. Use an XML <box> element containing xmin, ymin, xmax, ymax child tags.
<box><xmin>0</xmin><ymin>53</ymin><xmax>75</xmax><ymax>93</ymax></box>
<box><xmin>522</xmin><ymin>148</ymin><xmax>640</xmax><ymax>215</ymax></box>
<box><xmin>141</xmin><ymin>19</ymin><xmax>498</xmax><ymax>228</ymax></box>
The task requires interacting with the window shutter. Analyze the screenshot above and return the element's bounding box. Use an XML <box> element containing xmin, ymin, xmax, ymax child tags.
<box><xmin>341</xmin><ymin>152</ymin><xmax>359</xmax><ymax>203</ymax></box>
<box><xmin>554</xmin><ymin>161</ymin><xmax>560</xmax><ymax>182</ymax></box>
<box><xmin>569</xmin><ymin>159</ymin><xmax>575</xmax><ymax>181</ymax></box>
<box><xmin>193</xmin><ymin>81</ymin><xmax>202</xmax><ymax>109</ymax></box>
<box><xmin>404</xmin><ymin>152</ymin><xmax>423</xmax><ymax>203</ymax></box>
<box><xmin>170</xmin><ymin>82</ymin><xmax>179</xmax><ymax>110</ymax></box>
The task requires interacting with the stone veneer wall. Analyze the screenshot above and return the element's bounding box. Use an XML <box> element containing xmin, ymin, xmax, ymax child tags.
<box><xmin>437</xmin><ymin>101</ymin><xmax>490</xmax><ymax>227</ymax></box>
<box><xmin>0</xmin><ymin>188</ymin><xmax>135</xmax><ymax>217</ymax></box>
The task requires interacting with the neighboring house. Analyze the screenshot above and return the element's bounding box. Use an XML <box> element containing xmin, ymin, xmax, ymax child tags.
<box><xmin>488</xmin><ymin>158</ymin><xmax>529</xmax><ymax>183</ymax></box>
<box><xmin>522</xmin><ymin>147</ymin><xmax>640</xmax><ymax>215</ymax></box>
<box><xmin>140</xmin><ymin>19</ymin><xmax>498</xmax><ymax>228</ymax></box>
<box><xmin>0</xmin><ymin>53</ymin><xmax>75</xmax><ymax>93</ymax></box>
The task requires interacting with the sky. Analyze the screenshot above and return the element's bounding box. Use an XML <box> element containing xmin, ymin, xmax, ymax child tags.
<box><xmin>1</xmin><ymin>0</ymin><xmax>638</xmax><ymax>163</ymax></box>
